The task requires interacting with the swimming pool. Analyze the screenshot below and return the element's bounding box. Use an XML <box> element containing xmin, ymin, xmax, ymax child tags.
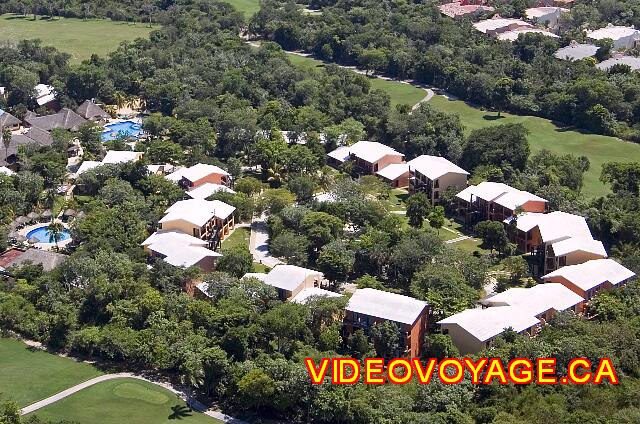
<box><xmin>26</xmin><ymin>225</ymin><xmax>72</xmax><ymax>243</ymax></box>
<box><xmin>101</xmin><ymin>120</ymin><xmax>143</xmax><ymax>141</ymax></box>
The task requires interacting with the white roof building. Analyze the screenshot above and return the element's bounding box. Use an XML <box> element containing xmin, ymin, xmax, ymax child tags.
<box><xmin>550</xmin><ymin>237</ymin><xmax>607</xmax><ymax>258</ymax></box>
<box><xmin>438</xmin><ymin>2</ymin><xmax>494</xmax><ymax>19</ymax></box>
<box><xmin>147</xmin><ymin>164</ymin><xmax>175</xmax><ymax>175</ymax></box>
<box><xmin>483</xmin><ymin>283</ymin><xmax>584</xmax><ymax>317</ymax></box>
<box><xmin>554</xmin><ymin>42</ymin><xmax>599</xmax><ymax>60</ymax></box>
<box><xmin>141</xmin><ymin>230</ymin><xmax>221</xmax><ymax>268</ymax></box>
<box><xmin>473</xmin><ymin>17</ymin><xmax>531</xmax><ymax>34</ymax></box>
<box><xmin>327</xmin><ymin>141</ymin><xmax>403</xmax><ymax>164</ymax></box>
<box><xmin>262</xmin><ymin>264</ymin><xmax>323</xmax><ymax>292</ymax></box>
<box><xmin>438</xmin><ymin>306</ymin><xmax>540</xmax><ymax>343</ymax></box>
<box><xmin>102</xmin><ymin>150</ymin><xmax>143</xmax><ymax>164</ymax></box>
<box><xmin>161</xmin><ymin>199</ymin><xmax>236</xmax><ymax>226</ymax></box>
<box><xmin>596</xmin><ymin>55</ymin><xmax>640</xmax><ymax>71</ymax></box>
<box><xmin>586</xmin><ymin>25</ymin><xmax>640</xmax><ymax>49</ymax></box>
<box><xmin>375</xmin><ymin>163</ymin><xmax>410</xmax><ymax>181</ymax></box>
<box><xmin>456</xmin><ymin>182</ymin><xmax>547</xmax><ymax>210</ymax></box>
<box><xmin>34</xmin><ymin>84</ymin><xmax>56</xmax><ymax>106</ymax></box>
<box><xmin>346</xmin><ymin>288</ymin><xmax>428</xmax><ymax>325</ymax></box>
<box><xmin>291</xmin><ymin>287</ymin><xmax>342</xmax><ymax>304</ymax></box>
<box><xmin>543</xmin><ymin>259</ymin><xmax>636</xmax><ymax>292</ymax></box>
<box><xmin>74</xmin><ymin>160</ymin><xmax>103</xmax><ymax>177</ymax></box>
<box><xmin>505</xmin><ymin>211</ymin><xmax>592</xmax><ymax>244</ymax></box>
<box><xmin>524</xmin><ymin>7</ymin><xmax>568</xmax><ymax>26</ymax></box>
<box><xmin>186</xmin><ymin>183</ymin><xmax>236</xmax><ymax>199</ymax></box>
<box><xmin>407</xmin><ymin>155</ymin><xmax>469</xmax><ymax>180</ymax></box>
<box><xmin>498</xmin><ymin>28</ymin><xmax>559</xmax><ymax>42</ymax></box>
<box><xmin>166</xmin><ymin>163</ymin><xmax>229</xmax><ymax>184</ymax></box>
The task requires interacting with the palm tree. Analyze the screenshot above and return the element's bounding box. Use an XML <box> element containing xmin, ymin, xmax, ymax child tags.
<box><xmin>113</xmin><ymin>91</ymin><xmax>127</xmax><ymax>111</ymax></box>
<box><xmin>1</xmin><ymin>126</ymin><xmax>11</xmax><ymax>163</ymax></box>
<box><xmin>267</xmin><ymin>163</ymin><xmax>283</xmax><ymax>187</ymax></box>
<box><xmin>47</xmin><ymin>221</ymin><xmax>64</xmax><ymax>251</ymax></box>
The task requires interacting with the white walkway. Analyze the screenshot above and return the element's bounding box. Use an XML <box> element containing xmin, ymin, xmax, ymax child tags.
<box><xmin>249</xmin><ymin>215</ymin><xmax>282</xmax><ymax>268</ymax></box>
<box><xmin>20</xmin><ymin>372</ymin><xmax>247</xmax><ymax>424</ymax></box>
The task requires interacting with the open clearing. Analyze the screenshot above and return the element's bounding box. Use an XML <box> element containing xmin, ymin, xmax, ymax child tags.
<box><xmin>27</xmin><ymin>378</ymin><xmax>222</xmax><ymax>424</ymax></box>
<box><xmin>0</xmin><ymin>14</ymin><xmax>155</xmax><ymax>62</ymax></box>
<box><xmin>0</xmin><ymin>338</ymin><xmax>102</xmax><ymax>407</ymax></box>
<box><xmin>285</xmin><ymin>53</ymin><xmax>640</xmax><ymax>197</ymax></box>
<box><xmin>223</xmin><ymin>0</ymin><xmax>261</xmax><ymax>16</ymax></box>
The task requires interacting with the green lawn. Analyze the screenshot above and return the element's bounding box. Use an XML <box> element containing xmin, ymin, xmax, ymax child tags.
<box><xmin>285</xmin><ymin>52</ymin><xmax>640</xmax><ymax>198</ymax></box>
<box><xmin>221</xmin><ymin>226</ymin><xmax>250</xmax><ymax>252</ymax></box>
<box><xmin>429</xmin><ymin>95</ymin><xmax>640</xmax><ymax>198</ymax></box>
<box><xmin>222</xmin><ymin>0</ymin><xmax>261</xmax><ymax>16</ymax></box>
<box><xmin>0</xmin><ymin>338</ymin><xmax>102</xmax><ymax>407</ymax></box>
<box><xmin>0</xmin><ymin>15</ymin><xmax>155</xmax><ymax>62</ymax></box>
<box><xmin>28</xmin><ymin>378</ymin><xmax>222</xmax><ymax>424</ymax></box>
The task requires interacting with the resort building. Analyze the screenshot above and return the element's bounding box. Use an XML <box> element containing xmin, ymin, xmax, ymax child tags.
<box><xmin>141</xmin><ymin>230</ymin><xmax>221</xmax><ymax>272</ymax></box>
<box><xmin>456</xmin><ymin>181</ymin><xmax>547</xmax><ymax>226</ymax></box>
<box><xmin>586</xmin><ymin>24</ymin><xmax>640</xmax><ymax>50</ymax></box>
<box><xmin>327</xmin><ymin>141</ymin><xmax>404</xmax><ymax>175</ymax></box>
<box><xmin>1</xmin><ymin>127</ymin><xmax>54</xmax><ymax>170</ymax></box>
<box><xmin>344</xmin><ymin>288</ymin><xmax>429</xmax><ymax>358</ymax></box>
<box><xmin>504</xmin><ymin>211</ymin><xmax>606</xmax><ymax>274</ymax></box>
<box><xmin>185</xmin><ymin>183</ymin><xmax>236</xmax><ymax>200</ymax></box>
<box><xmin>437</xmin><ymin>306</ymin><xmax>540</xmax><ymax>354</ymax></box>
<box><xmin>473</xmin><ymin>16</ymin><xmax>532</xmax><ymax>35</ymax></box>
<box><xmin>596</xmin><ymin>54</ymin><xmax>640</xmax><ymax>71</ymax></box>
<box><xmin>524</xmin><ymin>7</ymin><xmax>568</xmax><ymax>27</ymax></box>
<box><xmin>482</xmin><ymin>283</ymin><xmax>585</xmax><ymax>322</ymax></box>
<box><xmin>542</xmin><ymin>259</ymin><xmax>636</xmax><ymax>300</ymax></box>
<box><xmin>0</xmin><ymin>109</ymin><xmax>21</xmax><ymax>130</ymax></box>
<box><xmin>76</xmin><ymin>100</ymin><xmax>110</xmax><ymax>122</ymax></box>
<box><xmin>408</xmin><ymin>155</ymin><xmax>469</xmax><ymax>204</ymax></box>
<box><xmin>166</xmin><ymin>163</ymin><xmax>231</xmax><ymax>190</ymax></box>
<box><xmin>554</xmin><ymin>41</ymin><xmax>599</xmax><ymax>60</ymax></box>
<box><xmin>101</xmin><ymin>150</ymin><xmax>143</xmax><ymax>164</ymax></box>
<box><xmin>34</xmin><ymin>84</ymin><xmax>56</xmax><ymax>108</ymax></box>
<box><xmin>438</xmin><ymin>1</ymin><xmax>494</xmax><ymax>19</ymax></box>
<box><xmin>375</xmin><ymin>163</ymin><xmax>410</xmax><ymax>188</ymax></box>
<box><xmin>147</xmin><ymin>164</ymin><xmax>176</xmax><ymax>175</ymax></box>
<box><xmin>244</xmin><ymin>265</ymin><xmax>324</xmax><ymax>301</ymax></box>
<box><xmin>0</xmin><ymin>248</ymin><xmax>67</xmax><ymax>272</ymax></box>
<box><xmin>158</xmin><ymin>199</ymin><xmax>236</xmax><ymax>249</ymax></box>
<box><xmin>24</xmin><ymin>108</ymin><xmax>87</xmax><ymax>131</ymax></box>
<box><xmin>497</xmin><ymin>28</ymin><xmax>559</xmax><ymax>42</ymax></box>
<box><xmin>290</xmin><ymin>287</ymin><xmax>342</xmax><ymax>304</ymax></box>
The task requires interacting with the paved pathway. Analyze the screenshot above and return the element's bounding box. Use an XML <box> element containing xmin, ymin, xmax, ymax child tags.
<box><xmin>249</xmin><ymin>215</ymin><xmax>282</xmax><ymax>268</ymax></box>
<box><xmin>445</xmin><ymin>235</ymin><xmax>471</xmax><ymax>244</ymax></box>
<box><xmin>20</xmin><ymin>372</ymin><xmax>247</xmax><ymax>424</ymax></box>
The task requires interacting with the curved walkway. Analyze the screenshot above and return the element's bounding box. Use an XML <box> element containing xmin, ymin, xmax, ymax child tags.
<box><xmin>20</xmin><ymin>372</ymin><xmax>247</xmax><ymax>424</ymax></box>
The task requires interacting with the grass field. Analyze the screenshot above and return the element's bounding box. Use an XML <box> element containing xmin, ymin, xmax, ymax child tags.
<box><xmin>28</xmin><ymin>378</ymin><xmax>222</xmax><ymax>424</ymax></box>
<box><xmin>222</xmin><ymin>226</ymin><xmax>250</xmax><ymax>252</ymax></box>
<box><xmin>285</xmin><ymin>52</ymin><xmax>640</xmax><ymax>197</ymax></box>
<box><xmin>429</xmin><ymin>95</ymin><xmax>640</xmax><ymax>198</ymax></box>
<box><xmin>0</xmin><ymin>338</ymin><xmax>102</xmax><ymax>407</ymax></box>
<box><xmin>0</xmin><ymin>14</ymin><xmax>155</xmax><ymax>62</ymax></box>
<box><xmin>222</xmin><ymin>0</ymin><xmax>261</xmax><ymax>16</ymax></box>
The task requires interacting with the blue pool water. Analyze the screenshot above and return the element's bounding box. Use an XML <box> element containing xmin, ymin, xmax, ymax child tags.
<box><xmin>26</xmin><ymin>226</ymin><xmax>71</xmax><ymax>243</ymax></box>
<box><xmin>101</xmin><ymin>121</ymin><xmax>143</xmax><ymax>141</ymax></box>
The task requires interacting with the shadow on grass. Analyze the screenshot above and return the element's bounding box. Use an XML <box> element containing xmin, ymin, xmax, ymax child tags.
<box><xmin>168</xmin><ymin>404</ymin><xmax>193</xmax><ymax>420</ymax></box>
<box><xmin>482</xmin><ymin>114</ymin><xmax>506</xmax><ymax>121</ymax></box>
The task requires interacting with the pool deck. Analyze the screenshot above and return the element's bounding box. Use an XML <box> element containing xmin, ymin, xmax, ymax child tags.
<box><xmin>18</xmin><ymin>221</ymin><xmax>73</xmax><ymax>251</ymax></box>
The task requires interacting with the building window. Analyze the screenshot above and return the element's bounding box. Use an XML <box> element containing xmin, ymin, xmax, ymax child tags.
<box><xmin>434</xmin><ymin>179</ymin><xmax>439</xmax><ymax>189</ymax></box>
<box><xmin>193</xmin><ymin>228</ymin><xmax>200</xmax><ymax>238</ymax></box>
